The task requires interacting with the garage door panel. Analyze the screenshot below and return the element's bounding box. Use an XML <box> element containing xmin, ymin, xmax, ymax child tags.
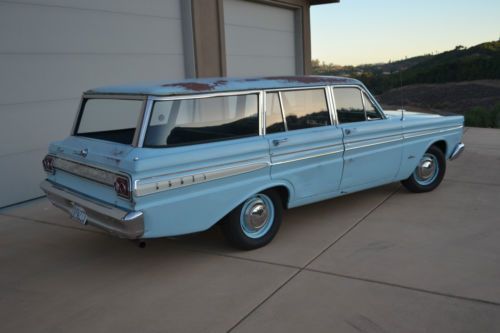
<box><xmin>0</xmin><ymin>100</ymin><xmax>79</xmax><ymax>157</ymax></box>
<box><xmin>4</xmin><ymin>0</ymin><xmax>181</xmax><ymax>19</ymax></box>
<box><xmin>0</xmin><ymin>54</ymin><xmax>185</xmax><ymax>105</ymax></box>
<box><xmin>0</xmin><ymin>4</ymin><xmax>183</xmax><ymax>54</ymax></box>
<box><xmin>225</xmin><ymin>26</ymin><xmax>295</xmax><ymax>57</ymax></box>
<box><xmin>224</xmin><ymin>0</ymin><xmax>295</xmax><ymax>31</ymax></box>
<box><xmin>0</xmin><ymin>149</ymin><xmax>47</xmax><ymax>208</ymax></box>
<box><xmin>224</xmin><ymin>0</ymin><xmax>298</xmax><ymax>77</ymax></box>
<box><xmin>226</xmin><ymin>55</ymin><xmax>296</xmax><ymax>77</ymax></box>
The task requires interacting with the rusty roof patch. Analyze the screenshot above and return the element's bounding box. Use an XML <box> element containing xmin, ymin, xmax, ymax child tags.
<box><xmin>87</xmin><ymin>76</ymin><xmax>361</xmax><ymax>96</ymax></box>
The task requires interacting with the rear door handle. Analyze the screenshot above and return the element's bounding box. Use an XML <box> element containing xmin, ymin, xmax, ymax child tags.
<box><xmin>272</xmin><ymin>138</ymin><xmax>288</xmax><ymax>146</ymax></box>
<box><xmin>344</xmin><ymin>128</ymin><xmax>357</xmax><ymax>136</ymax></box>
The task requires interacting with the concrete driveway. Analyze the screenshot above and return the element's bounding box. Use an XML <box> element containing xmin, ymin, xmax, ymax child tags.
<box><xmin>1</xmin><ymin>127</ymin><xmax>499</xmax><ymax>332</ymax></box>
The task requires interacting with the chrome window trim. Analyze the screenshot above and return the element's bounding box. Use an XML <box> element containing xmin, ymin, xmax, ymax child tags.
<box><xmin>259</xmin><ymin>91</ymin><xmax>265</xmax><ymax>136</ymax></box>
<box><xmin>71</xmin><ymin>97</ymin><xmax>84</xmax><ymax>136</ymax></box>
<box><xmin>132</xmin><ymin>99</ymin><xmax>149</xmax><ymax>147</ymax></box>
<box><xmin>137</xmin><ymin>96</ymin><xmax>154</xmax><ymax>148</ymax></box>
<box><xmin>259</xmin><ymin>91</ymin><xmax>267</xmax><ymax>135</ymax></box>
<box><xmin>277</xmin><ymin>91</ymin><xmax>288</xmax><ymax>131</ymax></box>
<box><xmin>82</xmin><ymin>94</ymin><xmax>148</xmax><ymax>100</ymax></box>
<box><xmin>147</xmin><ymin>90</ymin><xmax>263</xmax><ymax>101</ymax></box>
<box><xmin>325</xmin><ymin>85</ymin><xmax>337</xmax><ymax>126</ymax></box>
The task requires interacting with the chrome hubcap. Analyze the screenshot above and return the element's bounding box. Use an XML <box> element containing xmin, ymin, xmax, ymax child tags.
<box><xmin>240</xmin><ymin>194</ymin><xmax>275</xmax><ymax>239</ymax></box>
<box><xmin>414</xmin><ymin>153</ymin><xmax>439</xmax><ymax>185</ymax></box>
<box><xmin>417</xmin><ymin>156</ymin><xmax>436</xmax><ymax>180</ymax></box>
<box><xmin>243</xmin><ymin>200</ymin><xmax>268</xmax><ymax>231</ymax></box>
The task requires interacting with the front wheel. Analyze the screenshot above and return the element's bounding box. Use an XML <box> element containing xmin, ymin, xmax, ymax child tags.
<box><xmin>221</xmin><ymin>190</ymin><xmax>282</xmax><ymax>250</ymax></box>
<box><xmin>401</xmin><ymin>145</ymin><xmax>446</xmax><ymax>193</ymax></box>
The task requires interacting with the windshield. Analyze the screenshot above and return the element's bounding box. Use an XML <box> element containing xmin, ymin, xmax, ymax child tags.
<box><xmin>75</xmin><ymin>98</ymin><xmax>144</xmax><ymax>145</ymax></box>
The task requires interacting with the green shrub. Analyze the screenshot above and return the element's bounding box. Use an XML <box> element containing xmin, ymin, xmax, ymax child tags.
<box><xmin>464</xmin><ymin>104</ymin><xmax>500</xmax><ymax>128</ymax></box>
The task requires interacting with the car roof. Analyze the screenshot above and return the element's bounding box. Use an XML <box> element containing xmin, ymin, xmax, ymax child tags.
<box><xmin>85</xmin><ymin>76</ymin><xmax>361</xmax><ymax>97</ymax></box>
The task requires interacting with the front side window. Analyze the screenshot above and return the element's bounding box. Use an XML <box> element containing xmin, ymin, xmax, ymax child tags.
<box><xmin>281</xmin><ymin>89</ymin><xmax>330</xmax><ymax>131</ymax></box>
<box><xmin>75</xmin><ymin>99</ymin><xmax>144</xmax><ymax>145</ymax></box>
<box><xmin>334</xmin><ymin>88</ymin><xmax>366</xmax><ymax>123</ymax></box>
<box><xmin>363</xmin><ymin>92</ymin><xmax>383</xmax><ymax>120</ymax></box>
<box><xmin>144</xmin><ymin>94</ymin><xmax>259</xmax><ymax>147</ymax></box>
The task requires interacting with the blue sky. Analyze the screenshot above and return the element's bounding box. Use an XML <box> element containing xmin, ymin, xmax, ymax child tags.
<box><xmin>311</xmin><ymin>0</ymin><xmax>500</xmax><ymax>65</ymax></box>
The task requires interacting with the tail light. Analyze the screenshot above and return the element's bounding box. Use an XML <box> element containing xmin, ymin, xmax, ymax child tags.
<box><xmin>42</xmin><ymin>155</ymin><xmax>55</xmax><ymax>174</ymax></box>
<box><xmin>114</xmin><ymin>176</ymin><xmax>131</xmax><ymax>199</ymax></box>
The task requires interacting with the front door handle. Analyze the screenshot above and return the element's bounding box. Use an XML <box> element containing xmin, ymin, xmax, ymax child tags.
<box><xmin>272</xmin><ymin>138</ymin><xmax>288</xmax><ymax>146</ymax></box>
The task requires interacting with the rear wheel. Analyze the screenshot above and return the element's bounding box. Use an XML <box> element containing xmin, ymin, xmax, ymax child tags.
<box><xmin>221</xmin><ymin>190</ymin><xmax>282</xmax><ymax>250</ymax></box>
<box><xmin>402</xmin><ymin>145</ymin><xmax>446</xmax><ymax>193</ymax></box>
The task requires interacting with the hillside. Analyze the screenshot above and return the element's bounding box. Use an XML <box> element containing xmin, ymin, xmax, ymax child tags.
<box><xmin>313</xmin><ymin>40</ymin><xmax>500</xmax><ymax>95</ymax></box>
<box><xmin>313</xmin><ymin>40</ymin><xmax>500</xmax><ymax>128</ymax></box>
<box><xmin>377</xmin><ymin>80</ymin><xmax>500</xmax><ymax>114</ymax></box>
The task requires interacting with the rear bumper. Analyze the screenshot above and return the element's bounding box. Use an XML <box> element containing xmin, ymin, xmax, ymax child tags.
<box><xmin>40</xmin><ymin>180</ymin><xmax>144</xmax><ymax>239</ymax></box>
<box><xmin>450</xmin><ymin>142</ymin><xmax>465</xmax><ymax>161</ymax></box>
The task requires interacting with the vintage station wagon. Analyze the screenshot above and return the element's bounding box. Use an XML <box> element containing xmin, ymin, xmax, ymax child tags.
<box><xmin>41</xmin><ymin>76</ymin><xmax>465</xmax><ymax>249</ymax></box>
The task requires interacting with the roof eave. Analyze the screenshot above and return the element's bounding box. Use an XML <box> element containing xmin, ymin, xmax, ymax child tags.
<box><xmin>310</xmin><ymin>0</ymin><xmax>340</xmax><ymax>5</ymax></box>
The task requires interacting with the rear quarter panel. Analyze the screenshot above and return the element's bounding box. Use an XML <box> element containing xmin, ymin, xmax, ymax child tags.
<box><xmin>128</xmin><ymin>136</ymin><xmax>291</xmax><ymax>238</ymax></box>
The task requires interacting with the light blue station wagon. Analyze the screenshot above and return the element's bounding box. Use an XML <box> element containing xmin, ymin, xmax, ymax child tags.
<box><xmin>41</xmin><ymin>76</ymin><xmax>465</xmax><ymax>249</ymax></box>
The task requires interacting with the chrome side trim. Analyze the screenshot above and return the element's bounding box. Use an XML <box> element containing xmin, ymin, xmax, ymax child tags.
<box><xmin>40</xmin><ymin>180</ymin><xmax>144</xmax><ymax>239</ymax></box>
<box><xmin>134</xmin><ymin>161</ymin><xmax>269</xmax><ymax>197</ymax></box>
<box><xmin>450</xmin><ymin>142</ymin><xmax>465</xmax><ymax>160</ymax></box>
<box><xmin>271</xmin><ymin>142</ymin><xmax>344</xmax><ymax>157</ymax></box>
<box><xmin>345</xmin><ymin>135</ymin><xmax>403</xmax><ymax>151</ymax></box>
<box><xmin>271</xmin><ymin>149</ymin><xmax>343</xmax><ymax>165</ymax></box>
<box><xmin>404</xmin><ymin>125</ymin><xmax>463</xmax><ymax>139</ymax></box>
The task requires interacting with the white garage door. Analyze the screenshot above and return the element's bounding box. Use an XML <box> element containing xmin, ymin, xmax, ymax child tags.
<box><xmin>224</xmin><ymin>0</ymin><xmax>298</xmax><ymax>77</ymax></box>
<box><xmin>0</xmin><ymin>0</ymin><xmax>186</xmax><ymax>207</ymax></box>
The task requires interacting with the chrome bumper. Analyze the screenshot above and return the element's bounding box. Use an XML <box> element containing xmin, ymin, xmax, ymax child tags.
<box><xmin>450</xmin><ymin>142</ymin><xmax>465</xmax><ymax>161</ymax></box>
<box><xmin>40</xmin><ymin>180</ymin><xmax>144</xmax><ymax>239</ymax></box>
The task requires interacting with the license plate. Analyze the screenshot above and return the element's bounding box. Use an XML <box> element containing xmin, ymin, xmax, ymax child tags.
<box><xmin>70</xmin><ymin>205</ymin><xmax>87</xmax><ymax>225</ymax></box>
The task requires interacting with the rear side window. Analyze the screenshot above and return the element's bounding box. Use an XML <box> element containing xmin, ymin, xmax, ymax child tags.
<box><xmin>265</xmin><ymin>92</ymin><xmax>285</xmax><ymax>134</ymax></box>
<box><xmin>144</xmin><ymin>94</ymin><xmax>259</xmax><ymax>147</ymax></box>
<box><xmin>281</xmin><ymin>89</ymin><xmax>330</xmax><ymax>130</ymax></box>
<box><xmin>334</xmin><ymin>88</ymin><xmax>365</xmax><ymax>123</ymax></box>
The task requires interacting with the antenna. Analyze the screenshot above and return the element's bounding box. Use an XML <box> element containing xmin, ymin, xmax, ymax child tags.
<box><xmin>399</xmin><ymin>70</ymin><xmax>405</xmax><ymax>121</ymax></box>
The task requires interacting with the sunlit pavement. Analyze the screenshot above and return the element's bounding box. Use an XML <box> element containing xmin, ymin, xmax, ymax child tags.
<box><xmin>1</xmin><ymin>127</ymin><xmax>499</xmax><ymax>332</ymax></box>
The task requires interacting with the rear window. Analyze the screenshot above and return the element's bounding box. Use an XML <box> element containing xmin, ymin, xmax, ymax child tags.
<box><xmin>144</xmin><ymin>94</ymin><xmax>259</xmax><ymax>147</ymax></box>
<box><xmin>75</xmin><ymin>99</ymin><xmax>144</xmax><ymax>145</ymax></box>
